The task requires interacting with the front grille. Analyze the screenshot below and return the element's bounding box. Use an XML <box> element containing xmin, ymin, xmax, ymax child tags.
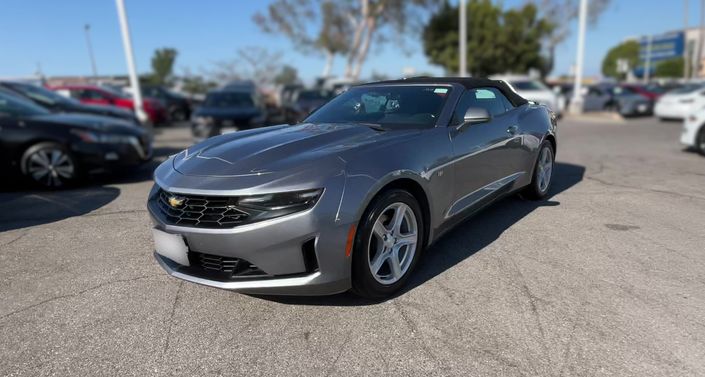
<box><xmin>187</xmin><ymin>251</ymin><xmax>268</xmax><ymax>280</ymax></box>
<box><xmin>155</xmin><ymin>189</ymin><xmax>250</xmax><ymax>229</ymax></box>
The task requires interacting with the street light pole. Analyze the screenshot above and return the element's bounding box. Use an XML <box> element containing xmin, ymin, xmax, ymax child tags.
<box><xmin>459</xmin><ymin>0</ymin><xmax>467</xmax><ymax>77</ymax></box>
<box><xmin>685</xmin><ymin>0</ymin><xmax>690</xmax><ymax>79</ymax></box>
<box><xmin>570</xmin><ymin>0</ymin><xmax>588</xmax><ymax>114</ymax></box>
<box><xmin>644</xmin><ymin>35</ymin><xmax>653</xmax><ymax>83</ymax></box>
<box><xmin>84</xmin><ymin>24</ymin><xmax>98</xmax><ymax>80</ymax></box>
<box><xmin>115</xmin><ymin>0</ymin><xmax>147</xmax><ymax>124</ymax></box>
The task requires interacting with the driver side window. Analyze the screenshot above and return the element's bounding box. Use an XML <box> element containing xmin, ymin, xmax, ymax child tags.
<box><xmin>452</xmin><ymin>87</ymin><xmax>511</xmax><ymax>125</ymax></box>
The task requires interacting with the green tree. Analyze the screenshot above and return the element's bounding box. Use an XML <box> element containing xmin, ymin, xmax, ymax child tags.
<box><xmin>423</xmin><ymin>0</ymin><xmax>552</xmax><ymax>76</ymax></box>
<box><xmin>601</xmin><ymin>40</ymin><xmax>639</xmax><ymax>79</ymax></box>
<box><xmin>150</xmin><ymin>48</ymin><xmax>178</xmax><ymax>85</ymax></box>
<box><xmin>274</xmin><ymin>65</ymin><xmax>300</xmax><ymax>85</ymax></box>
<box><xmin>654</xmin><ymin>57</ymin><xmax>685</xmax><ymax>78</ymax></box>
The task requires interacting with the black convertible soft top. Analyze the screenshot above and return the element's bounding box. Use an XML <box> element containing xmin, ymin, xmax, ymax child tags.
<box><xmin>364</xmin><ymin>76</ymin><xmax>529</xmax><ymax>107</ymax></box>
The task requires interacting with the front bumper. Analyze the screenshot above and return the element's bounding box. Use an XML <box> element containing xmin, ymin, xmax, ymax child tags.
<box><xmin>147</xmin><ymin>180</ymin><xmax>353</xmax><ymax>295</ymax></box>
<box><xmin>681</xmin><ymin>120</ymin><xmax>700</xmax><ymax>147</ymax></box>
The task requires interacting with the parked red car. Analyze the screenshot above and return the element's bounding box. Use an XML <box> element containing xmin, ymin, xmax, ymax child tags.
<box><xmin>620</xmin><ymin>84</ymin><xmax>662</xmax><ymax>101</ymax></box>
<box><xmin>51</xmin><ymin>85</ymin><xmax>168</xmax><ymax>125</ymax></box>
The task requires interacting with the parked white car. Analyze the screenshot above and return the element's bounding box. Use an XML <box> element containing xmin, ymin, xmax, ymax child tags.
<box><xmin>682</xmin><ymin>108</ymin><xmax>705</xmax><ymax>154</ymax></box>
<box><xmin>493</xmin><ymin>75</ymin><xmax>564</xmax><ymax>116</ymax></box>
<box><xmin>654</xmin><ymin>84</ymin><xmax>705</xmax><ymax>120</ymax></box>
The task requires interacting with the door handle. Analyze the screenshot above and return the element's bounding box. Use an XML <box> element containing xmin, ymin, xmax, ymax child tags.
<box><xmin>506</xmin><ymin>125</ymin><xmax>518</xmax><ymax>135</ymax></box>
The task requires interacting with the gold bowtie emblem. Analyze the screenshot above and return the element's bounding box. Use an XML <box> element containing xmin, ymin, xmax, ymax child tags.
<box><xmin>168</xmin><ymin>196</ymin><xmax>186</xmax><ymax>208</ymax></box>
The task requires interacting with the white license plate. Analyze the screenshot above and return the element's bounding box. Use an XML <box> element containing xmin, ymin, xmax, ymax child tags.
<box><xmin>152</xmin><ymin>228</ymin><xmax>190</xmax><ymax>266</ymax></box>
<box><xmin>638</xmin><ymin>104</ymin><xmax>647</xmax><ymax>112</ymax></box>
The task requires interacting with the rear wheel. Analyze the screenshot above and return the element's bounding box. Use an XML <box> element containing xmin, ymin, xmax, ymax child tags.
<box><xmin>351</xmin><ymin>189</ymin><xmax>425</xmax><ymax>299</ymax></box>
<box><xmin>521</xmin><ymin>140</ymin><xmax>554</xmax><ymax>200</ymax></box>
<box><xmin>20</xmin><ymin>142</ymin><xmax>78</xmax><ymax>188</ymax></box>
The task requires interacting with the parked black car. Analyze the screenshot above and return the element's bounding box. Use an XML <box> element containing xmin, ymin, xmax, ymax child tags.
<box><xmin>0</xmin><ymin>90</ymin><xmax>152</xmax><ymax>188</ymax></box>
<box><xmin>141</xmin><ymin>85</ymin><xmax>191</xmax><ymax>121</ymax></box>
<box><xmin>191</xmin><ymin>89</ymin><xmax>266</xmax><ymax>140</ymax></box>
<box><xmin>285</xmin><ymin>89</ymin><xmax>334</xmax><ymax>123</ymax></box>
<box><xmin>0</xmin><ymin>81</ymin><xmax>139</xmax><ymax>124</ymax></box>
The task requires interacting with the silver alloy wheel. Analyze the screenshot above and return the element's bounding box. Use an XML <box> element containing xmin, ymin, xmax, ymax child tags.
<box><xmin>26</xmin><ymin>148</ymin><xmax>75</xmax><ymax>187</ymax></box>
<box><xmin>536</xmin><ymin>146</ymin><xmax>553</xmax><ymax>193</ymax></box>
<box><xmin>367</xmin><ymin>202</ymin><xmax>419</xmax><ymax>285</ymax></box>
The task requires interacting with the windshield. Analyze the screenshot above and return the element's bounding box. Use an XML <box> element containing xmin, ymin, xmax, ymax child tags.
<box><xmin>0</xmin><ymin>91</ymin><xmax>51</xmax><ymax>116</ymax></box>
<box><xmin>612</xmin><ymin>86</ymin><xmax>637</xmax><ymax>96</ymax></box>
<box><xmin>8</xmin><ymin>83</ymin><xmax>76</xmax><ymax>106</ymax></box>
<box><xmin>304</xmin><ymin>85</ymin><xmax>452</xmax><ymax>129</ymax></box>
<box><xmin>669</xmin><ymin>84</ymin><xmax>705</xmax><ymax>94</ymax></box>
<box><xmin>203</xmin><ymin>91</ymin><xmax>255</xmax><ymax>108</ymax></box>
<box><xmin>510</xmin><ymin>80</ymin><xmax>549</xmax><ymax>91</ymax></box>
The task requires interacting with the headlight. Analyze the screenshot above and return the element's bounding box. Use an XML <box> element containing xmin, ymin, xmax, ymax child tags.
<box><xmin>237</xmin><ymin>189</ymin><xmax>323</xmax><ymax>220</ymax></box>
<box><xmin>71</xmin><ymin>129</ymin><xmax>138</xmax><ymax>144</ymax></box>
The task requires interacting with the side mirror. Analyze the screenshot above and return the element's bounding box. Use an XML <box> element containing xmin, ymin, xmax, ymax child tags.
<box><xmin>462</xmin><ymin>107</ymin><xmax>491</xmax><ymax>125</ymax></box>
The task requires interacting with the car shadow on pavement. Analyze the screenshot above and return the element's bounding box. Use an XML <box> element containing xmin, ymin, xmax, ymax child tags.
<box><xmin>0</xmin><ymin>187</ymin><xmax>121</xmax><ymax>232</ymax></box>
<box><xmin>255</xmin><ymin>162</ymin><xmax>586</xmax><ymax>306</ymax></box>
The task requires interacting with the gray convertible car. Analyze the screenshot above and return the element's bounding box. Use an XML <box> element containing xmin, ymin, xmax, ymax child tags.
<box><xmin>147</xmin><ymin>77</ymin><xmax>557</xmax><ymax>298</ymax></box>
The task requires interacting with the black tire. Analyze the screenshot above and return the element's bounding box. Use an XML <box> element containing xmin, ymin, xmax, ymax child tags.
<box><xmin>697</xmin><ymin>127</ymin><xmax>705</xmax><ymax>156</ymax></box>
<box><xmin>351</xmin><ymin>189</ymin><xmax>425</xmax><ymax>299</ymax></box>
<box><xmin>20</xmin><ymin>142</ymin><xmax>79</xmax><ymax>189</ymax></box>
<box><xmin>521</xmin><ymin>140</ymin><xmax>555</xmax><ymax>200</ymax></box>
<box><xmin>171</xmin><ymin>107</ymin><xmax>188</xmax><ymax>122</ymax></box>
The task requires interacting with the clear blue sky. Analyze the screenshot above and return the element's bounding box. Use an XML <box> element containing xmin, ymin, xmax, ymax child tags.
<box><xmin>0</xmin><ymin>0</ymin><xmax>696</xmax><ymax>82</ymax></box>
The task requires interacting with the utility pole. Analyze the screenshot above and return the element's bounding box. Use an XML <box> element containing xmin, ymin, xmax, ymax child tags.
<box><xmin>644</xmin><ymin>35</ymin><xmax>653</xmax><ymax>83</ymax></box>
<box><xmin>685</xmin><ymin>0</ymin><xmax>690</xmax><ymax>79</ymax></box>
<box><xmin>698</xmin><ymin>0</ymin><xmax>705</xmax><ymax>79</ymax></box>
<box><xmin>570</xmin><ymin>0</ymin><xmax>588</xmax><ymax>114</ymax></box>
<box><xmin>459</xmin><ymin>0</ymin><xmax>467</xmax><ymax>77</ymax></box>
<box><xmin>84</xmin><ymin>24</ymin><xmax>98</xmax><ymax>80</ymax></box>
<box><xmin>115</xmin><ymin>0</ymin><xmax>147</xmax><ymax>124</ymax></box>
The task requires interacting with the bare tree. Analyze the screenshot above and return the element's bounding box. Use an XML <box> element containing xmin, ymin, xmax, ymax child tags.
<box><xmin>254</xmin><ymin>0</ymin><xmax>349</xmax><ymax>77</ymax></box>
<box><xmin>208</xmin><ymin>47</ymin><xmax>284</xmax><ymax>86</ymax></box>
<box><xmin>532</xmin><ymin>0</ymin><xmax>612</xmax><ymax>74</ymax></box>
<box><xmin>341</xmin><ymin>0</ymin><xmax>440</xmax><ymax>79</ymax></box>
<box><xmin>255</xmin><ymin>0</ymin><xmax>440</xmax><ymax>80</ymax></box>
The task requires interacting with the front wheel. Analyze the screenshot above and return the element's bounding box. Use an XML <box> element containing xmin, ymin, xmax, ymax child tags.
<box><xmin>351</xmin><ymin>190</ymin><xmax>425</xmax><ymax>299</ymax></box>
<box><xmin>697</xmin><ymin>127</ymin><xmax>705</xmax><ymax>156</ymax></box>
<box><xmin>20</xmin><ymin>142</ymin><xmax>78</xmax><ymax>188</ymax></box>
<box><xmin>521</xmin><ymin>140</ymin><xmax>555</xmax><ymax>200</ymax></box>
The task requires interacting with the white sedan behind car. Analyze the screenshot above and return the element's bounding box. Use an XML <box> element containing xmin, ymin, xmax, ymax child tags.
<box><xmin>655</xmin><ymin>84</ymin><xmax>705</xmax><ymax>120</ymax></box>
<box><xmin>492</xmin><ymin>75</ymin><xmax>564</xmax><ymax>117</ymax></box>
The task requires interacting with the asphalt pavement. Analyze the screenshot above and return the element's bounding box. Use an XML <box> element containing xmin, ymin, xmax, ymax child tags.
<box><xmin>1</xmin><ymin>117</ymin><xmax>704</xmax><ymax>376</ymax></box>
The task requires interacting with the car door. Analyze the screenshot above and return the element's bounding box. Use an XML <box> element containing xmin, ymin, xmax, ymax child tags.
<box><xmin>446</xmin><ymin>87</ymin><xmax>521</xmax><ymax>218</ymax></box>
<box><xmin>583</xmin><ymin>87</ymin><xmax>609</xmax><ymax>111</ymax></box>
<box><xmin>0</xmin><ymin>101</ymin><xmax>30</xmax><ymax>172</ymax></box>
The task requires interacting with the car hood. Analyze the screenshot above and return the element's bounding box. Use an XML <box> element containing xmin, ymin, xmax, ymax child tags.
<box><xmin>29</xmin><ymin>113</ymin><xmax>144</xmax><ymax>135</ymax></box>
<box><xmin>173</xmin><ymin>122</ymin><xmax>418</xmax><ymax>177</ymax></box>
